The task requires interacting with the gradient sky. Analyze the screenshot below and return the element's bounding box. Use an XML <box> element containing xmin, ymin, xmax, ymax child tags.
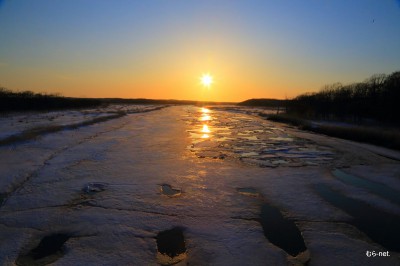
<box><xmin>1</xmin><ymin>0</ymin><xmax>400</xmax><ymax>102</ymax></box>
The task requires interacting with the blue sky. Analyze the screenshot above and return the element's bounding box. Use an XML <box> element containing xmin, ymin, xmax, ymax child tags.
<box><xmin>0</xmin><ymin>0</ymin><xmax>399</xmax><ymax>101</ymax></box>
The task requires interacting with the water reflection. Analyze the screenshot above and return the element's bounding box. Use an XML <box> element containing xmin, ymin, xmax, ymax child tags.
<box><xmin>201</xmin><ymin>124</ymin><xmax>210</xmax><ymax>133</ymax></box>
<box><xmin>199</xmin><ymin>114</ymin><xmax>211</xmax><ymax>121</ymax></box>
<box><xmin>199</xmin><ymin>107</ymin><xmax>212</xmax><ymax>122</ymax></box>
<box><xmin>201</xmin><ymin>107</ymin><xmax>210</xmax><ymax>113</ymax></box>
<box><xmin>200</xmin><ymin>108</ymin><xmax>212</xmax><ymax>139</ymax></box>
<box><xmin>186</xmin><ymin>105</ymin><xmax>335</xmax><ymax>165</ymax></box>
<box><xmin>201</xmin><ymin>134</ymin><xmax>209</xmax><ymax>139</ymax></box>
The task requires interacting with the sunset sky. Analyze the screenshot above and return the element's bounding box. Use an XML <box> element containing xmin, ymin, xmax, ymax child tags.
<box><xmin>1</xmin><ymin>1</ymin><xmax>400</xmax><ymax>102</ymax></box>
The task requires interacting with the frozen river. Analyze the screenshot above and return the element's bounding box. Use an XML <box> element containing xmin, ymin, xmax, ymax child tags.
<box><xmin>0</xmin><ymin>105</ymin><xmax>399</xmax><ymax>265</ymax></box>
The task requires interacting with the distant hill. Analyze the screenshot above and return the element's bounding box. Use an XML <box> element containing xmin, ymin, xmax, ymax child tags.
<box><xmin>100</xmin><ymin>98</ymin><xmax>235</xmax><ymax>106</ymax></box>
<box><xmin>0</xmin><ymin>87</ymin><xmax>237</xmax><ymax>112</ymax></box>
<box><xmin>237</xmin><ymin>98</ymin><xmax>285</xmax><ymax>107</ymax></box>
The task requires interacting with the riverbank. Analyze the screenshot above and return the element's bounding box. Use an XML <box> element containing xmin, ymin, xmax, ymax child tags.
<box><xmin>266</xmin><ymin>113</ymin><xmax>400</xmax><ymax>151</ymax></box>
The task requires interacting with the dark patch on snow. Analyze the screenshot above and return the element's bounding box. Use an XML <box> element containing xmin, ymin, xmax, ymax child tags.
<box><xmin>237</xmin><ymin>188</ymin><xmax>308</xmax><ymax>257</ymax></box>
<box><xmin>160</xmin><ymin>184</ymin><xmax>181</xmax><ymax>197</ymax></box>
<box><xmin>30</xmin><ymin>233</ymin><xmax>70</xmax><ymax>260</ymax></box>
<box><xmin>332</xmin><ymin>169</ymin><xmax>400</xmax><ymax>205</ymax></box>
<box><xmin>156</xmin><ymin>227</ymin><xmax>186</xmax><ymax>258</ymax></box>
<box><xmin>0</xmin><ymin>193</ymin><xmax>6</xmax><ymax>206</ymax></box>
<box><xmin>259</xmin><ymin>203</ymin><xmax>307</xmax><ymax>257</ymax></box>
<box><xmin>314</xmin><ymin>183</ymin><xmax>400</xmax><ymax>252</ymax></box>
<box><xmin>16</xmin><ymin>233</ymin><xmax>71</xmax><ymax>265</ymax></box>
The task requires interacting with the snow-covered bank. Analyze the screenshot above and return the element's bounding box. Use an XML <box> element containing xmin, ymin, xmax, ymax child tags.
<box><xmin>0</xmin><ymin>104</ymin><xmax>166</xmax><ymax>143</ymax></box>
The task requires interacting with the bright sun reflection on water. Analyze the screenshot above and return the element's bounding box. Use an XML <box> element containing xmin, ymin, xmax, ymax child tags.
<box><xmin>201</xmin><ymin>107</ymin><xmax>210</xmax><ymax>113</ymax></box>
<box><xmin>201</xmin><ymin>134</ymin><xmax>209</xmax><ymax>139</ymax></box>
<box><xmin>202</xmin><ymin>124</ymin><xmax>210</xmax><ymax>133</ymax></box>
<box><xmin>200</xmin><ymin>114</ymin><xmax>211</xmax><ymax>121</ymax></box>
<box><xmin>200</xmin><ymin>107</ymin><xmax>211</xmax><ymax>139</ymax></box>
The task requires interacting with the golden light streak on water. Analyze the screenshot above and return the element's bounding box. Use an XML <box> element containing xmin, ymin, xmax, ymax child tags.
<box><xmin>201</xmin><ymin>124</ymin><xmax>210</xmax><ymax>133</ymax></box>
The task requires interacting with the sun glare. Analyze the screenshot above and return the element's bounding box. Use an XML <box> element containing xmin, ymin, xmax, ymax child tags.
<box><xmin>201</xmin><ymin>124</ymin><xmax>210</xmax><ymax>133</ymax></box>
<box><xmin>201</xmin><ymin>107</ymin><xmax>210</xmax><ymax>113</ymax></box>
<box><xmin>200</xmin><ymin>73</ymin><xmax>213</xmax><ymax>87</ymax></box>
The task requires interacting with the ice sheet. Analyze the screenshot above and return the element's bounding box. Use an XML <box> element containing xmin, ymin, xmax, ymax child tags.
<box><xmin>0</xmin><ymin>106</ymin><xmax>399</xmax><ymax>265</ymax></box>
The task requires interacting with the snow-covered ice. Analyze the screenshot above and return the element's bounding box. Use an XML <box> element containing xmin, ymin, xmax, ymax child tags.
<box><xmin>0</xmin><ymin>105</ymin><xmax>399</xmax><ymax>265</ymax></box>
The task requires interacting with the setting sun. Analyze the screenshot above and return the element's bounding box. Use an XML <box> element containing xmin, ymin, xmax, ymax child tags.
<box><xmin>200</xmin><ymin>74</ymin><xmax>213</xmax><ymax>88</ymax></box>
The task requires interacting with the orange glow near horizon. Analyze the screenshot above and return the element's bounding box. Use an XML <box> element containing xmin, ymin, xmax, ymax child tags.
<box><xmin>0</xmin><ymin>38</ymin><xmax>319</xmax><ymax>102</ymax></box>
<box><xmin>0</xmin><ymin>64</ymin><xmax>313</xmax><ymax>102</ymax></box>
<box><xmin>1</xmin><ymin>2</ymin><xmax>399</xmax><ymax>102</ymax></box>
<box><xmin>0</xmin><ymin>40</ymin><xmax>329</xmax><ymax>102</ymax></box>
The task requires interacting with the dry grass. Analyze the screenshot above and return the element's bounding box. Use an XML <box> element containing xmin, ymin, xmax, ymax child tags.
<box><xmin>267</xmin><ymin>114</ymin><xmax>400</xmax><ymax>150</ymax></box>
<box><xmin>267</xmin><ymin>114</ymin><xmax>311</xmax><ymax>129</ymax></box>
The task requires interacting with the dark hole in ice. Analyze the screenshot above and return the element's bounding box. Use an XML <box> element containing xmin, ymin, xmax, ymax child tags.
<box><xmin>259</xmin><ymin>203</ymin><xmax>307</xmax><ymax>257</ymax></box>
<box><xmin>156</xmin><ymin>227</ymin><xmax>186</xmax><ymax>258</ymax></box>
<box><xmin>0</xmin><ymin>193</ymin><xmax>6</xmax><ymax>206</ymax></box>
<box><xmin>16</xmin><ymin>233</ymin><xmax>71</xmax><ymax>265</ymax></box>
<box><xmin>236</xmin><ymin>188</ymin><xmax>307</xmax><ymax>256</ymax></box>
<box><xmin>332</xmin><ymin>169</ymin><xmax>400</xmax><ymax>205</ymax></box>
<box><xmin>30</xmin><ymin>233</ymin><xmax>71</xmax><ymax>260</ymax></box>
<box><xmin>82</xmin><ymin>182</ymin><xmax>107</xmax><ymax>194</ymax></box>
<box><xmin>314</xmin><ymin>183</ymin><xmax>400</xmax><ymax>252</ymax></box>
<box><xmin>160</xmin><ymin>184</ymin><xmax>181</xmax><ymax>197</ymax></box>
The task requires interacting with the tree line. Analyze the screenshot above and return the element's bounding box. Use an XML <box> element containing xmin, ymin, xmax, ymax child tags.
<box><xmin>0</xmin><ymin>88</ymin><xmax>102</xmax><ymax>112</ymax></box>
<box><xmin>287</xmin><ymin>71</ymin><xmax>400</xmax><ymax>124</ymax></box>
<box><xmin>0</xmin><ymin>87</ymin><xmax>238</xmax><ymax>113</ymax></box>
